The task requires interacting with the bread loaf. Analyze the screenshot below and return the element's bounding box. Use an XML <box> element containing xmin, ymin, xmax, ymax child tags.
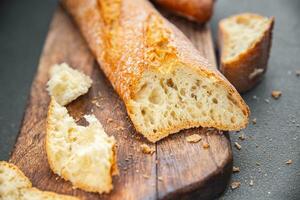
<box><xmin>0</xmin><ymin>161</ymin><xmax>79</xmax><ymax>200</ymax></box>
<box><xmin>46</xmin><ymin>98</ymin><xmax>118</xmax><ymax>194</ymax></box>
<box><xmin>62</xmin><ymin>0</ymin><xmax>249</xmax><ymax>142</ymax></box>
<box><xmin>219</xmin><ymin>13</ymin><xmax>274</xmax><ymax>93</ymax></box>
<box><xmin>153</xmin><ymin>0</ymin><xmax>214</xmax><ymax>23</ymax></box>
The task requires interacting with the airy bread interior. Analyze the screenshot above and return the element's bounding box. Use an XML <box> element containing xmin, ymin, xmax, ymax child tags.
<box><xmin>46</xmin><ymin>98</ymin><xmax>117</xmax><ymax>194</ymax></box>
<box><xmin>47</xmin><ymin>63</ymin><xmax>92</xmax><ymax>106</ymax></box>
<box><xmin>129</xmin><ymin>66</ymin><xmax>247</xmax><ymax>142</ymax></box>
<box><xmin>221</xmin><ymin>14</ymin><xmax>272</xmax><ymax>61</ymax></box>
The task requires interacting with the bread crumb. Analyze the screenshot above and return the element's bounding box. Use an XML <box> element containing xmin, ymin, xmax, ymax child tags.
<box><xmin>252</xmin><ymin>118</ymin><xmax>257</xmax><ymax>124</ymax></box>
<box><xmin>233</xmin><ymin>166</ymin><xmax>240</xmax><ymax>173</ymax></box>
<box><xmin>234</xmin><ymin>142</ymin><xmax>242</xmax><ymax>150</ymax></box>
<box><xmin>202</xmin><ymin>142</ymin><xmax>210</xmax><ymax>149</ymax></box>
<box><xmin>231</xmin><ymin>181</ymin><xmax>241</xmax><ymax>190</ymax></box>
<box><xmin>271</xmin><ymin>90</ymin><xmax>282</xmax><ymax>99</ymax></box>
<box><xmin>116</xmin><ymin>126</ymin><xmax>125</xmax><ymax>131</ymax></box>
<box><xmin>249</xmin><ymin>180</ymin><xmax>254</xmax><ymax>186</ymax></box>
<box><xmin>286</xmin><ymin>159</ymin><xmax>293</xmax><ymax>165</ymax></box>
<box><xmin>140</xmin><ymin>144</ymin><xmax>155</xmax><ymax>154</ymax></box>
<box><xmin>264</xmin><ymin>99</ymin><xmax>270</xmax><ymax>103</ymax></box>
<box><xmin>238</xmin><ymin>133</ymin><xmax>246</xmax><ymax>140</ymax></box>
<box><xmin>296</xmin><ymin>70</ymin><xmax>300</xmax><ymax>77</ymax></box>
<box><xmin>158</xmin><ymin>176</ymin><xmax>163</xmax><ymax>181</ymax></box>
<box><xmin>186</xmin><ymin>134</ymin><xmax>202</xmax><ymax>143</ymax></box>
<box><xmin>106</xmin><ymin>118</ymin><xmax>113</xmax><ymax>123</ymax></box>
<box><xmin>143</xmin><ymin>174</ymin><xmax>150</xmax><ymax>179</ymax></box>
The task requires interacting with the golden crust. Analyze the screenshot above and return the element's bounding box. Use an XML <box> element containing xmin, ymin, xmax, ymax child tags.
<box><xmin>46</xmin><ymin>97</ymin><xmax>117</xmax><ymax>194</ymax></box>
<box><xmin>20</xmin><ymin>187</ymin><xmax>79</xmax><ymax>200</ymax></box>
<box><xmin>153</xmin><ymin>0</ymin><xmax>214</xmax><ymax>23</ymax></box>
<box><xmin>62</xmin><ymin>0</ymin><xmax>250</xmax><ymax>142</ymax></box>
<box><xmin>219</xmin><ymin>13</ymin><xmax>275</xmax><ymax>93</ymax></box>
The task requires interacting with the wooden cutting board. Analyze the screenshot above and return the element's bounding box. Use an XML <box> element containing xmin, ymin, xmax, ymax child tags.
<box><xmin>9</xmin><ymin>6</ymin><xmax>232</xmax><ymax>200</ymax></box>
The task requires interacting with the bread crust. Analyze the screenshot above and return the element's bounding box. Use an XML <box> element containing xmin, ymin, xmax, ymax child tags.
<box><xmin>219</xmin><ymin>13</ymin><xmax>274</xmax><ymax>93</ymax></box>
<box><xmin>62</xmin><ymin>0</ymin><xmax>250</xmax><ymax>142</ymax></box>
<box><xmin>153</xmin><ymin>0</ymin><xmax>214</xmax><ymax>23</ymax></box>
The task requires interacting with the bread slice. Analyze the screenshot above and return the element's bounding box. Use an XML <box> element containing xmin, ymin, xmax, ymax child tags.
<box><xmin>219</xmin><ymin>13</ymin><xmax>274</xmax><ymax>93</ymax></box>
<box><xmin>63</xmin><ymin>0</ymin><xmax>250</xmax><ymax>142</ymax></box>
<box><xmin>0</xmin><ymin>161</ymin><xmax>79</xmax><ymax>200</ymax></box>
<box><xmin>47</xmin><ymin>63</ymin><xmax>92</xmax><ymax>106</ymax></box>
<box><xmin>46</xmin><ymin>97</ymin><xmax>118</xmax><ymax>194</ymax></box>
<box><xmin>153</xmin><ymin>0</ymin><xmax>214</xmax><ymax>23</ymax></box>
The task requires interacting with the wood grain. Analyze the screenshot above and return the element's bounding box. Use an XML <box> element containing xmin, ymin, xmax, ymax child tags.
<box><xmin>9</xmin><ymin>6</ymin><xmax>232</xmax><ymax>200</ymax></box>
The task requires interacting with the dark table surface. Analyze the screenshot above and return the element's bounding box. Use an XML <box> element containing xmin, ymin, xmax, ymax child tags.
<box><xmin>0</xmin><ymin>0</ymin><xmax>299</xmax><ymax>199</ymax></box>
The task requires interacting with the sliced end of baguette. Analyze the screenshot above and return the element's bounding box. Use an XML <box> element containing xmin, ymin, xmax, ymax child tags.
<box><xmin>128</xmin><ymin>66</ymin><xmax>249</xmax><ymax>142</ymax></box>
<box><xmin>46</xmin><ymin>97</ymin><xmax>117</xmax><ymax>194</ymax></box>
<box><xmin>0</xmin><ymin>161</ymin><xmax>31</xmax><ymax>196</ymax></box>
<box><xmin>126</xmin><ymin>14</ymin><xmax>249</xmax><ymax>142</ymax></box>
<box><xmin>219</xmin><ymin>13</ymin><xmax>274</xmax><ymax>92</ymax></box>
<box><xmin>220</xmin><ymin>13</ymin><xmax>273</xmax><ymax>62</ymax></box>
<box><xmin>47</xmin><ymin>63</ymin><xmax>92</xmax><ymax>106</ymax></box>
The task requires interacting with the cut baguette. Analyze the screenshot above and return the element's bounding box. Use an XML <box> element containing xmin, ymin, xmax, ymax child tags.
<box><xmin>153</xmin><ymin>0</ymin><xmax>214</xmax><ymax>23</ymax></box>
<box><xmin>47</xmin><ymin>63</ymin><xmax>92</xmax><ymax>106</ymax></box>
<box><xmin>219</xmin><ymin>13</ymin><xmax>274</xmax><ymax>93</ymax></box>
<box><xmin>0</xmin><ymin>161</ymin><xmax>79</xmax><ymax>200</ymax></box>
<box><xmin>46</xmin><ymin>97</ymin><xmax>118</xmax><ymax>194</ymax></box>
<box><xmin>62</xmin><ymin>0</ymin><xmax>250</xmax><ymax>142</ymax></box>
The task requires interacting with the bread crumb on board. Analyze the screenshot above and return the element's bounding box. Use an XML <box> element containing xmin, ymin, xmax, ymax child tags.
<box><xmin>271</xmin><ymin>90</ymin><xmax>282</xmax><ymax>99</ymax></box>
<box><xmin>231</xmin><ymin>181</ymin><xmax>241</xmax><ymax>190</ymax></box>
<box><xmin>286</xmin><ymin>159</ymin><xmax>293</xmax><ymax>165</ymax></box>
<box><xmin>202</xmin><ymin>142</ymin><xmax>210</xmax><ymax>149</ymax></box>
<box><xmin>233</xmin><ymin>166</ymin><xmax>240</xmax><ymax>173</ymax></box>
<box><xmin>234</xmin><ymin>142</ymin><xmax>242</xmax><ymax>150</ymax></box>
<box><xmin>252</xmin><ymin>118</ymin><xmax>257</xmax><ymax>124</ymax></box>
<box><xmin>186</xmin><ymin>134</ymin><xmax>202</xmax><ymax>143</ymax></box>
<box><xmin>140</xmin><ymin>144</ymin><xmax>155</xmax><ymax>154</ymax></box>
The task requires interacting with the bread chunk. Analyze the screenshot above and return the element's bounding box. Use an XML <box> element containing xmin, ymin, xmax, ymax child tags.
<box><xmin>219</xmin><ymin>13</ymin><xmax>274</xmax><ymax>93</ymax></box>
<box><xmin>0</xmin><ymin>161</ymin><xmax>78</xmax><ymax>200</ymax></box>
<box><xmin>63</xmin><ymin>0</ymin><xmax>250</xmax><ymax>142</ymax></box>
<box><xmin>47</xmin><ymin>63</ymin><xmax>92</xmax><ymax>105</ymax></box>
<box><xmin>46</xmin><ymin>98</ymin><xmax>118</xmax><ymax>194</ymax></box>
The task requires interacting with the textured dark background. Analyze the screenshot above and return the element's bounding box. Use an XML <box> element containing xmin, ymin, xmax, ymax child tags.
<box><xmin>0</xmin><ymin>0</ymin><xmax>299</xmax><ymax>199</ymax></box>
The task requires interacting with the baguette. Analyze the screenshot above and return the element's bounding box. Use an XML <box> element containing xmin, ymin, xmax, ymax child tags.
<box><xmin>219</xmin><ymin>13</ymin><xmax>274</xmax><ymax>93</ymax></box>
<box><xmin>47</xmin><ymin>63</ymin><xmax>92</xmax><ymax>106</ymax></box>
<box><xmin>46</xmin><ymin>98</ymin><xmax>118</xmax><ymax>194</ymax></box>
<box><xmin>0</xmin><ymin>161</ymin><xmax>79</xmax><ymax>200</ymax></box>
<box><xmin>153</xmin><ymin>0</ymin><xmax>214</xmax><ymax>23</ymax></box>
<box><xmin>62</xmin><ymin>0</ymin><xmax>249</xmax><ymax>142</ymax></box>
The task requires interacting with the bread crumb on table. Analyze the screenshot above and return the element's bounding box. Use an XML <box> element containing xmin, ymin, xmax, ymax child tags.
<box><xmin>186</xmin><ymin>134</ymin><xmax>202</xmax><ymax>143</ymax></box>
<box><xmin>286</xmin><ymin>159</ymin><xmax>293</xmax><ymax>165</ymax></box>
<box><xmin>233</xmin><ymin>166</ymin><xmax>240</xmax><ymax>173</ymax></box>
<box><xmin>252</xmin><ymin>118</ymin><xmax>257</xmax><ymax>124</ymax></box>
<box><xmin>140</xmin><ymin>144</ymin><xmax>155</xmax><ymax>154</ymax></box>
<box><xmin>238</xmin><ymin>133</ymin><xmax>246</xmax><ymax>140</ymax></box>
<box><xmin>158</xmin><ymin>176</ymin><xmax>163</xmax><ymax>181</ymax></box>
<box><xmin>249</xmin><ymin>180</ymin><xmax>254</xmax><ymax>186</ymax></box>
<box><xmin>231</xmin><ymin>181</ymin><xmax>241</xmax><ymax>190</ymax></box>
<box><xmin>271</xmin><ymin>90</ymin><xmax>282</xmax><ymax>99</ymax></box>
<box><xmin>234</xmin><ymin>142</ymin><xmax>242</xmax><ymax>150</ymax></box>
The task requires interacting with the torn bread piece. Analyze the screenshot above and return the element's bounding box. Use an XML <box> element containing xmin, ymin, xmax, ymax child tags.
<box><xmin>47</xmin><ymin>63</ymin><xmax>92</xmax><ymax>105</ymax></box>
<box><xmin>219</xmin><ymin>13</ymin><xmax>274</xmax><ymax>93</ymax></box>
<box><xmin>0</xmin><ymin>161</ymin><xmax>79</xmax><ymax>200</ymax></box>
<box><xmin>46</xmin><ymin>98</ymin><xmax>118</xmax><ymax>194</ymax></box>
<box><xmin>63</xmin><ymin>0</ymin><xmax>249</xmax><ymax>142</ymax></box>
